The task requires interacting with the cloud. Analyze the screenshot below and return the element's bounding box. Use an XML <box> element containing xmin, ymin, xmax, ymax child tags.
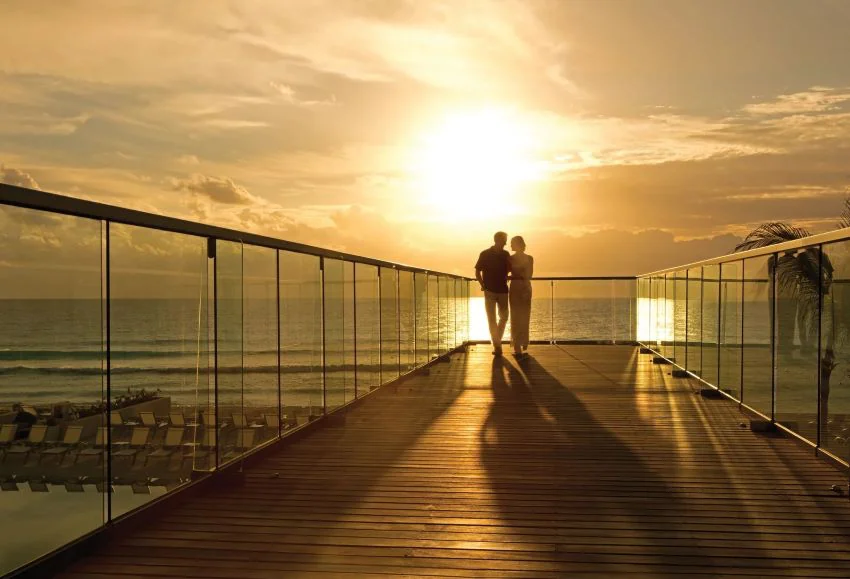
<box><xmin>743</xmin><ymin>87</ymin><xmax>850</xmax><ymax>116</ymax></box>
<box><xmin>202</xmin><ymin>119</ymin><xmax>270</xmax><ymax>129</ymax></box>
<box><xmin>177</xmin><ymin>154</ymin><xmax>200</xmax><ymax>165</ymax></box>
<box><xmin>174</xmin><ymin>174</ymin><xmax>259</xmax><ymax>205</ymax></box>
<box><xmin>0</xmin><ymin>165</ymin><xmax>40</xmax><ymax>189</ymax></box>
<box><xmin>270</xmin><ymin>82</ymin><xmax>336</xmax><ymax>106</ymax></box>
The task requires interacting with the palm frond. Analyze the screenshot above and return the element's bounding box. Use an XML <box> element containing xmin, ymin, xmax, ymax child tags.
<box><xmin>838</xmin><ymin>197</ymin><xmax>850</xmax><ymax>230</ymax></box>
<box><xmin>734</xmin><ymin>222</ymin><xmax>812</xmax><ymax>253</ymax></box>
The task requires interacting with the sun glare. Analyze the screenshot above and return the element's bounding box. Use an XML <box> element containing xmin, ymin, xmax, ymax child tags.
<box><xmin>410</xmin><ymin>108</ymin><xmax>543</xmax><ymax>221</ymax></box>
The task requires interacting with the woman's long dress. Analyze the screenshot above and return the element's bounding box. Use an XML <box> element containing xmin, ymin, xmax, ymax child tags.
<box><xmin>509</xmin><ymin>253</ymin><xmax>533</xmax><ymax>352</ymax></box>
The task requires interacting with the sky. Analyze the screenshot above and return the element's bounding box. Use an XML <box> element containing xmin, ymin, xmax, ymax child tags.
<box><xmin>3</xmin><ymin>0</ymin><xmax>850</xmax><ymax>277</ymax></box>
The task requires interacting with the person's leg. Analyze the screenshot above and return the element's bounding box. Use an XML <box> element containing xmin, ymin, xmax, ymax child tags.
<box><xmin>509</xmin><ymin>290</ymin><xmax>521</xmax><ymax>354</ymax></box>
<box><xmin>496</xmin><ymin>292</ymin><xmax>509</xmax><ymax>348</ymax></box>
<box><xmin>484</xmin><ymin>291</ymin><xmax>502</xmax><ymax>354</ymax></box>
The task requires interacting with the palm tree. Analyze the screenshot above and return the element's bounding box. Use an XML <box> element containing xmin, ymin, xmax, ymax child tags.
<box><xmin>734</xmin><ymin>201</ymin><xmax>849</xmax><ymax>433</ymax></box>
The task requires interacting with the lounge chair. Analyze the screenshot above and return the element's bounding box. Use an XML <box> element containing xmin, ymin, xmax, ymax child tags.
<box><xmin>75</xmin><ymin>427</ymin><xmax>108</xmax><ymax>463</ymax></box>
<box><xmin>4</xmin><ymin>424</ymin><xmax>48</xmax><ymax>462</ymax></box>
<box><xmin>138</xmin><ymin>411</ymin><xmax>168</xmax><ymax>429</ymax></box>
<box><xmin>111</xmin><ymin>427</ymin><xmax>151</xmax><ymax>466</ymax></box>
<box><xmin>39</xmin><ymin>425</ymin><xmax>84</xmax><ymax>464</ymax></box>
<box><xmin>0</xmin><ymin>424</ymin><xmax>18</xmax><ymax>456</ymax></box>
<box><xmin>169</xmin><ymin>412</ymin><xmax>186</xmax><ymax>427</ymax></box>
<box><xmin>144</xmin><ymin>427</ymin><xmax>186</xmax><ymax>466</ymax></box>
<box><xmin>231</xmin><ymin>413</ymin><xmax>248</xmax><ymax>428</ymax></box>
<box><xmin>222</xmin><ymin>428</ymin><xmax>256</xmax><ymax>462</ymax></box>
<box><xmin>110</xmin><ymin>411</ymin><xmax>124</xmax><ymax>426</ymax></box>
<box><xmin>188</xmin><ymin>429</ymin><xmax>217</xmax><ymax>463</ymax></box>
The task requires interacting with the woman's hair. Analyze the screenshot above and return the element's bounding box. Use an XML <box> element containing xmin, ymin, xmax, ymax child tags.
<box><xmin>511</xmin><ymin>235</ymin><xmax>526</xmax><ymax>251</ymax></box>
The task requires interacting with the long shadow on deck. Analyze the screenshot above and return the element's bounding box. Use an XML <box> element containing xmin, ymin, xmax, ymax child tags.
<box><xmin>479</xmin><ymin>351</ymin><xmax>780</xmax><ymax>577</ymax></box>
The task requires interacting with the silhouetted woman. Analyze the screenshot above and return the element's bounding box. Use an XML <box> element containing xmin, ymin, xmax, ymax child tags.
<box><xmin>509</xmin><ymin>236</ymin><xmax>533</xmax><ymax>357</ymax></box>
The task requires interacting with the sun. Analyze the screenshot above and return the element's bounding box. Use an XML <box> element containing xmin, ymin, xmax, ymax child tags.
<box><xmin>409</xmin><ymin>108</ymin><xmax>543</xmax><ymax>221</ymax></box>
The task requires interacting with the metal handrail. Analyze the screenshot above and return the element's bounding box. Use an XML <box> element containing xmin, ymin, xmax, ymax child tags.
<box><xmin>638</xmin><ymin>226</ymin><xmax>850</xmax><ymax>277</ymax></box>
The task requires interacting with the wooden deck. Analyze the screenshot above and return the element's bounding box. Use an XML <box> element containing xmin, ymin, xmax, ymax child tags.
<box><xmin>57</xmin><ymin>345</ymin><xmax>850</xmax><ymax>578</ymax></box>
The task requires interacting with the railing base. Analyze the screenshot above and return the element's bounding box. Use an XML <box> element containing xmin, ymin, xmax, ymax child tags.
<box><xmin>639</xmin><ymin>346</ymin><xmax>653</xmax><ymax>354</ymax></box>
<box><xmin>671</xmin><ymin>369</ymin><xmax>689</xmax><ymax>378</ymax></box>
<box><xmin>699</xmin><ymin>388</ymin><xmax>723</xmax><ymax>399</ymax></box>
<box><xmin>652</xmin><ymin>357</ymin><xmax>672</xmax><ymax>365</ymax></box>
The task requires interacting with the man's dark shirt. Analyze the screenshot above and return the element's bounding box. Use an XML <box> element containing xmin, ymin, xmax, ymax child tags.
<box><xmin>476</xmin><ymin>247</ymin><xmax>510</xmax><ymax>293</ymax></box>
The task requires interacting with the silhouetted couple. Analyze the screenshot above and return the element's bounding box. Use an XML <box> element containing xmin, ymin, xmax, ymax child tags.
<box><xmin>475</xmin><ymin>231</ymin><xmax>534</xmax><ymax>358</ymax></box>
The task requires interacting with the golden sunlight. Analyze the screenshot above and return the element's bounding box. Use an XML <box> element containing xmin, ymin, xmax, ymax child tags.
<box><xmin>409</xmin><ymin>108</ymin><xmax>544</xmax><ymax>221</ymax></box>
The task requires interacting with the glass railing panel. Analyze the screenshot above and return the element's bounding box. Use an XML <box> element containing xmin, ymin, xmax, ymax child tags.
<box><xmin>649</xmin><ymin>276</ymin><xmax>657</xmax><ymax>346</ymax></box>
<box><xmin>821</xmin><ymin>241</ymin><xmax>850</xmax><ymax>460</ymax></box>
<box><xmin>241</xmin><ymin>245</ymin><xmax>278</xmax><ymax>448</ymax></box>
<box><xmin>399</xmin><ymin>271</ymin><xmax>415</xmax><ymax>373</ymax></box>
<box><xmin>719</xmin><ymin>261</ymin><xmax>743</xmax><ymax>400</ymax></box>
<box><xmin>654</xmin><ymin>275</ymin><xmax>665</xmax><ymax>351</ymax></box>
<box><xmin>618</xmin><ymin>279</ymin><xmax>637</xmax><ymax>342</ymax></box>
<box><xmin>775</xmin><ymin>247</ymin><xmax>820</xmax><ymax>443</ymax></box>
<box><xmin>452</xmin><ymin>278</ymin><xmax>458</xmax><ymax>348</ymax></box>
<box><xmin>429</xmin><ymin>274</ymin><xmax>440</xmax><ymax>359</ymax></box>
<box><xmin>109</xmin><ymin>224</ymin><xmax>209</xmax><ymax>515</ymax></box>
<box><xmin>414</xmin><ymin>272</ymin><xmax>429</xmax><ymax>366</ymax></box>
<box><xmin>439</xmin><ymin>276</ymin><xmax>449</xmax><ymax>354</ymax></box>
<box><xmin>742</xmin><ymin>256</ymin><xmax>772</xmax><ymax>417</ymax></box>
<box><xmin>380</xmin><ymin>267</ymin><xmax>399</xmax><ymax>382</ymax></box>
<box><xmin>215</xmin><ymin>240</ymin><xmax>243</xmax><ymax>466</ymax></box>
<box><xmin>355</xmin><ymin>264</ymin><xmax>380</xmax><ymax>394</ymax></box>
<box><xmin>462</xmin><ymin>281</ymin><xmax>470</xmax><ymax>343</ymax></box>
<box><xmin>661</xmin><ymin>274</ymin><xmax>674</xmax><ymax>360</ymax></box>
<box><xmin>552</xmin><ymin>280</ymin><xmax>633</xmax><ymax>343</ymax></box>
<box><xmin>525</xmin><ymin>280</ymin><xmax>551</xmax><ymax>343</ymax></box>
<box><xmin>686</xmin><ymin>268</ymin><xmax>703</xmax><ymax>376</ymax></box>
<box><xmin>673</xmin><ymin>272</ymin><xmax>687</xmax><ymax>366</ymax></box>
<box><xmin>702</xmin><ymin>265</ymin><xmax>720</xmax><ymax>386</ymax></box>
<box><xmin>0</xmin><ymin>207</ymin><xmax>106</xmax><ymax>575</ymax></box>
<box><xmin>637</xmin><ymin>277</ymin><xmax>650</xmax><ymax>343</ymax></box>
<box><xmin>323</xmin><ymin>258</ymin><xmax>345</xmax><ymax>412</ymax></box>
<box><xmin>343</xmin><ymin>262</ymin><xmax>355</xmax><ymax>404</ymax></box>
<box><xmin>279</xmin><ymin>251</ymin><xmax>322</xmax><ymax>428</ymax></box>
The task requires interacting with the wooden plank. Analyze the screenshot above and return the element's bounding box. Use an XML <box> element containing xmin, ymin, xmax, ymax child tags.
<box><xmin>54</xmin><ymin>345</ymin><xmax>850</xmax><ymax>578</ymax></box>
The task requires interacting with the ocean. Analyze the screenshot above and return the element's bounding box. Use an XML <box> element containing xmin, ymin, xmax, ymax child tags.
<box><xmin>0</xmin><ymin>297</ymin><xmax>635</xmax><ymax>411</ymax></box>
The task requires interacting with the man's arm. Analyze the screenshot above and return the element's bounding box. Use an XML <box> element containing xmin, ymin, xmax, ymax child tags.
<box><xmin>475</xmin><ymin>252</ymin><xmax>485</xmax><ymax>289</ymax></box>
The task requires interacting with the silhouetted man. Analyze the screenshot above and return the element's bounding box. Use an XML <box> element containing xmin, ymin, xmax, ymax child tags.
<box><xmin>475</xmin><ymin>231</ymin><xmax>511</xmax><ymax>356</ymax></box>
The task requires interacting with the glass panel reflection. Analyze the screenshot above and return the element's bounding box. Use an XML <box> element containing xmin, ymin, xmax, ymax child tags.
<box><xmin>343</xmin><ymin>262</ymin><xmax>355</xmax><ymax>403</ymax></box>
<box><xmin>216</xmin><ymin>241</ymin><xmax>243</xmax><ymax>466</ymax></box>
<box><xmin>0</xmin><ymin>207</ymin><xmax>106</xmax><ymax>575</ymax></box>
<box><xmin>355</xmin><ymin>264</ymin><xmax>380</xmax><ymax>394</ymax></box>
<box><xmin>323</xmin><ymin>258</ymin><xmax>345</xmax><ymax>411</ymax></box>
<box><xmin>686</xmin><ymin>268</ymin><xmax>702</xmax><ymax>376</ymax></box>
<box><xmin>380</xmin><ymin>268</ymin><xmax>399</xmax><ymax>383</ymax></box>
<box><xmin>110</xmin><ymin>225</ymin><xmax>209</xmax><ymax>515</ymax></box>
<box><xmin>702</xmin><ymin>265</ymin><xmax>720</xmax><ymax>386</ymax></box>
<box><xmin>399</xmin><ymin>271</ymin><xmax>415</xmax><ymax>373</ymax></box>
<box><xmin>242</xmin><ymin>246</ymin><xmax>277</xmax><ymax>448</ymax></box>
<box><xmin>775</xmin><ymin>247</ymin><xmax>820</xmax><ymax>443</ymax></box>
<box><xmin>414</xmin><ymin>273</ymin><xmax>429</xmax><ymax>366</ymax></box>
<box><xmin>719</xmin><ymin>262</ymin><xmax>742</xmax><ymax>400</ymax></box>
<box><xmin>279</xmin><ymin>252</ymin><xmax>323</xmax><ymax>428</ymax></box>
<box><xmin>742</xmin><ymin>256</ymin><xmax>772</xmax><ymax>416</ymax></box>
<box><xmin>821</xmin><ymin>242</ymin><xmax>850</xmax><ymax>459</ymax></box>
